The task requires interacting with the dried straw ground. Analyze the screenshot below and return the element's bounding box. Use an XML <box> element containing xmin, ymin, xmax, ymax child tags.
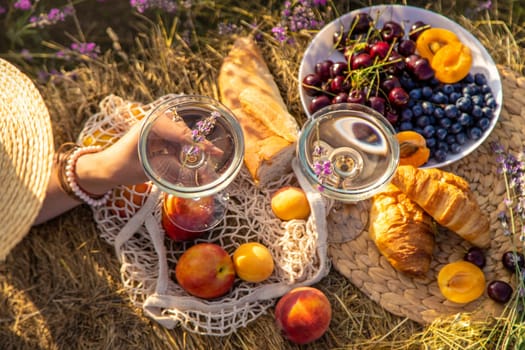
<box><xmin>1</xmin><ymin>1</ymin><xmax>524</xmax><ymax>349</ymax></box>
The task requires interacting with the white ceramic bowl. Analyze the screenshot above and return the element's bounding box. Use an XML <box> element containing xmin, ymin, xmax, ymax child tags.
<box><xmin>298</xmin><ymin>5</ymin><xmax>502</xmax><ymax>168</ymax></box>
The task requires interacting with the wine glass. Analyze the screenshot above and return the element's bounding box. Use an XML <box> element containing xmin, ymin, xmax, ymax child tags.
<box><xmin>138</xmin><ymin>95</ymin><xmax>245</xmax><ymax>232</ymax></box>
<box><xmin>296</xmin><ymin>103</ymin><xmax>399</xmax><ymax>242</ymax></box>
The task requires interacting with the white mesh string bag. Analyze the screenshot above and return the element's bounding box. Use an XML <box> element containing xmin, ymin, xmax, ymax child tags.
<box><xmin>78</xmin><ymin>94</ymin><xmax>330</xmax><ymax>336</ymax></box>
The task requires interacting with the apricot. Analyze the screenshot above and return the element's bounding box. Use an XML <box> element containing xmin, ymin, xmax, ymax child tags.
<box><xmin>396</xmin><ymin>131</ymin><xmax>430</xmax><ymax>167</ymax></box>
<box><xmin>233</xmin><ymin>242</ymin><xmax>274</xmax><ymax>283</ymax></box>
<box><xmin>437</xmin><ymin>261</ymin><xmax>485</xmax><ymax>304</ymax></box>
<box><xmin>81</xmin><ymin>128</ymin><xmax>119</xmax><ymax>147</ymax></box>
<box><xmin>270</xmin><ymin>186</ymin><xmax>311</xmax><ymax>221</ymax></box>
<box><xmin>274</xmin><ymin>287</ymin><xmax>332</xmax><ymax>344</ymax></box>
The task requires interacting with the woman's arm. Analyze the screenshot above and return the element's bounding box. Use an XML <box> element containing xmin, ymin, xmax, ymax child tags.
<box><xmin>34</xmin><ymin>123</ymin><xmax>148</xmax><ymax>225</ymax></box>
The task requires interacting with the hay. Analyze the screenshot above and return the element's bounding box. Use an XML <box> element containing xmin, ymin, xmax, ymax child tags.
<box><xmin>1</xmin><ymin>0</ymin><xmax>525</xmax><ymax>348</ymax></box>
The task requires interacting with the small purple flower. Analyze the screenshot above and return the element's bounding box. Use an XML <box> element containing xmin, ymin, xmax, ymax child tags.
<box><xmin>29</xmin><ymin>6</ymin><xmax>74</xmax><ymax>28</ymax></box>
<box><xmin>70</xmin><ymin>42</ymin><xmax>100</xmax><ymax>59</ymax></box>
<box><xmin>0</xmin><ymin>6</ymin><xmax>6</xmax><ymax>15</ymax></box>
<box><xmin>130</xmin><ymin>0</ymin><xmax>178</xmax><ymax>13</ymax></box>
<box><xmin>182</xmin><ymin>111</ymin><xmax>219</xmax><ymax>161</ymax></box>
<box><xmin>14</xmin><ymin>0</ymin><xmax>32</xmax><ymax>11</ymax></box>
<box><xmin>271</xmin><ymin>0</ymin><xmax>327</xmax><ymax>44</ymax></box>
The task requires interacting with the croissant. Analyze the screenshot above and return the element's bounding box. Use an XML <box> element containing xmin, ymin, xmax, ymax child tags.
<box><xmin>369</xmin><ymin>183</ymin><xmax>436</xmax><ymax>276</ymax></box>
<box><xmin>391</xmin><ymin>165</ymin><xmax>490</xmax><ymax>248</ymax></box>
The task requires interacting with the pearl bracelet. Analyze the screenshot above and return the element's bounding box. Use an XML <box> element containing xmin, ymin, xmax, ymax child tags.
<box><xmin>64</xmin><ymin>145</ymin><xmax>112</xmax><ymax>207</ymax></box>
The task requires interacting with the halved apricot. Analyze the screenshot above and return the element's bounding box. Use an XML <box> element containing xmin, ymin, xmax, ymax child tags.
<box><xmin>396</xmin><ymin>131</ymin><xmax>430</xmax><ymax>168</ymax></box>
<box><xmin>431</xmin><ymin>42</ymin><xmax>473</xmax><ymax>83</ymax></box>
<box><xmin>437</xmin><ymin>261</ymin><xmax>485</xmax><ymax>304</ymax></box>
<box><xmin>416</xmin><ymin>28</ymin><xmax>460</xmax><ymax>62</ymax></box>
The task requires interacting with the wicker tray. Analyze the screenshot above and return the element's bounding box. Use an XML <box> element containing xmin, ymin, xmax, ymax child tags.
<box><xmin>328</xmin><ymin>65</ymin><xmax>525</xmax><ymax>324</ymax></box>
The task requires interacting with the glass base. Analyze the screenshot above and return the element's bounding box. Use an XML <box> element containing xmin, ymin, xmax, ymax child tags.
<box><xmin>163</xmin><ymin>193</ymin><xmax>228</xmax><ymax>232</ymax></box>
<box><xmin>326</xmin><ymin>200</ymin><xmax>370</xmax><ymax>243</ymax></box>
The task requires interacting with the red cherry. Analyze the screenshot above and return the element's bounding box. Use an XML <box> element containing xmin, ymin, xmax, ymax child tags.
<box><xmin>369</xmin><ymin>41</ymin><xmax>390</xmax><ymax>60</ymax></box>
<box><xmin>351</xmin><ymin>52</ymin><xmax>372</xmax><ymax>70</ymax></box>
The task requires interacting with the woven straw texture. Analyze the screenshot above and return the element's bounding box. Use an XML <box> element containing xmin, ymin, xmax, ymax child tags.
<box><xmin>77</xmin><ymin>95</ymin><xmax>331</xmax><ymax>336</ymax></box>
<box><xmin>329</xmin><ymin>65</ymin><xmax>525</xmax><ymax>324</ymax></box>
<box><xmin>0</xmin><ymin>58</ymin><xmax>54</xmax><ymax>261</ymax></box>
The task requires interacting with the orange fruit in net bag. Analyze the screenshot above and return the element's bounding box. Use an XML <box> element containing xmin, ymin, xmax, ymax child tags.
<box><xmin>110</xmin><ymin>182</ymin><xmax>152</xmax><ymax>218</ymax></box>
<box><xmin>271</xmin><ymin>186</ymin><xmax>311</xmax><ymax>221</ymax></box>
<box><xmin>233</xmin><ymin>242</ymin><xmax>274</xmax><ymax>283</ymax></box>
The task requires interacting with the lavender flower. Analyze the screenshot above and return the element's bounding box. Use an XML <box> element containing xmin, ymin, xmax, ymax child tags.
<box><xmin>271</xmin><ymin>0</ymin><xmax>327</xmax><ymax>44</ymax></box>
<box><xmin>14</xmin><ymin>0</ymin><xmax>32</xmax><ymax>11</ymax></box>
<box><xmin>182</xmin><ymin>111</ymin><xmax>219</xmax><ymax>160</ymax></box>
<box><xmin>311</xmin><ymin>144</ymin><xmax>332</xmax><ymax>191</ymax></box>
<box><xmin>70</xmin><ymin>42</ymin><xmax>100</xmax><ymax>59</ymax></box>
<box><xmin>130</xmin><ymin>0</ymin><xmax>178</xmax><ymax>13</ymax></box>
<box><xmin>29</xmin><ymin>6</ymin><xmax>74</xmax><ymax>28</ymax></box>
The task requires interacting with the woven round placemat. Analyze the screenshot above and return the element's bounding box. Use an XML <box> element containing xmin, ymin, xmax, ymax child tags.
<box><xmin>0</xmin><ymin>59</ymin><xmax>54</xmax><ymax>261</ymax></box>
<box><xmin>328</xmin><ymin>65</ymin><xmax>524</xmax><ymax>324</ymax></box>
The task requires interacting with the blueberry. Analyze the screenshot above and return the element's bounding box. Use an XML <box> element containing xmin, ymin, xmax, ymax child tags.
<box><xmin>458</xmin><ymin>113</ymin><xmax>473</xmax><ymax>126</ymax></box>
<box><xmin>471</xmin><ymin>95</ymin><xmax>484</xmax><ymax>106</ymax></box>
<box><xmin>439</xmin><ymin>117</ymin><xmax>452</xmax><ymax>129</ymax></box>
<box><xmin>412</xmin><ymin>127</ymin><xmax>424</xmax><ymax>135</ymax></box>
<box><xmin>448</xmin><ymin>92</ymin><xmax>462</xmax><ymax>103</ymax></box>
<box><xmin>433</xmin><ymin>107</ymin><xmax>445</xmax><ymax>119</ymax></box>
<box><xmin>422</xmin><ymin>86</ymin><xmax>433</xmax><ymax>98</ymax></box>
<box><xmin>455</xmin><ymin>132</ymin><xmax>467</xmax><ymax>145</ymax></box>
<box><xmin>486</xmin><ymin>97</ymin><xmax>497</xmax><ymax>109</ymax></box>
<box><xmin>474</xmin><ymin>73</ymin><xmax>487</xmax><ymax>85</ymax></box>
<box><xmin>444</xmin><ymin>104</ymin><xmax>459</xmax><ymax>119</ymax></box>
<box><xmin>462</xmin><ymin>73</ymin><xmax>474</xmax><ymax>84</ymax></box>
<box><xmin>481</xmin><ymin>84</ymin><xmax>492</xmax><ymax>94</ymax></box>
<box><xmin>445</xmin><ymin>134</ymin><xmax>456</xmax><ymax>144</ymax></box>
<box><xmin>399</xmin><ymin>121</ymin><xmax>413</xmax><ymax>131</ymax></box>
<box><xmin>434</xmin><ymin>92</ymin><xmax>448</xmax><ymax>104</ymax></box>
<box><xmin>416</xmin><ymin>115</ymin><xmax>430</xmax><ymax>127</ymax></box>
<box><xmin>470</xmin><ymin>106</ymin><xmax>482</xmax><ymax>119</ymax></box>
<box><xmin>478</xmin><ymin>117</ymin><xmax>491</xmax><ymax>130</ymax></box>
<box><xmin>409</xmin><ymin>88</ymin><xmax>422</xmax><ymax>100</ymax></box>
<box><xmin>450</xmin><ymin>122</ymin><xmax>463</xmax><ymax>134</ymax></box>
<box><xmin>412</xmin><ymin>103</ymin><xmax>423</xmax><ymax>117</ymax></box>
<box><xmin>462</xmin><ymin>85</ymin><xmax>478</xmax><ymax>96</ymax></box>
<box><xmin>482</xmin><ymin>107</ymin><xmax>494</xmax><ymax>119</ymax></box>
<box><xmin>468</xmin><ymin>127</ymin><xmax>483</xmax><ymax>140</ymax></box>
<box><xmin>457</xmin><ymin>96</ymin><xmax>473</xmax><ymax>113</ymax></box>
<box><xmin>437</xmin><ymin>141</ymin><xmax>449</xmax><ymax>152</ymax></box>
<box><xmin>436</xmin><ymin>127</ymin><xmax>448</xmax><ymax>140</ymax></box>
<box><xmin>484</xmin><ymin>92</ymin><xmax>494</xmax><ymax>101</ymax></box>
<box><xmin>400</xmin><ymin>108</ymin><xmax>414</xmax><ymax>121</ymax></box>
<box><xmin>422</xmin><ymin>124</ymin><xmax>436</xmax><ymax>138</ymax></box>
<box><xmin>426</xmin><ymin>137</ymin><xmax>437</xmax><ymax>148</ymax></box>
<box><xmin>450</xmin><ymin>143</ymin><xmax>462</xmax><ymax>154</ymax></box>
<box><xmin>442</xmin><ymin>84</ymin><xmax>455</xmax><ymax>95</ymax></box>
<box><xmin>434</xmin><ymin>149</ymin><xmax>448</xmax><ymax>162</ymax></box>
<box><xmin>421</xmin><ymin>101</ymin><xmax>434</xmax><ymax>115</ymax></box>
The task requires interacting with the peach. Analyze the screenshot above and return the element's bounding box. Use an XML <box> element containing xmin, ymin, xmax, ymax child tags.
<box><xmin>437</xmin><ymin>261</ymin><xmax>486</xmax><ymax>303</ymax></box>
<box><xmin>162</xmin><ymin>194</ymin><xmax>214</xmax><ymax>240</ymax></box>
<box><xmin>274</xmin><ymin>286</ymin><xmax>332</xmax><ymax>344</ymax></box>
<box><xmin>175</xmin><ymin>243</ymin><xmax>235</xmax><ymax>299</ymax></box>
<box><xmin>271</xmin><ymin>186</ymin><xmax>311</xmax><ymax>221</ymax></box>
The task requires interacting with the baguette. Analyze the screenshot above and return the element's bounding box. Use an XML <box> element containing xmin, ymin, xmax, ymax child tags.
<box><xmin>391</xmin><ymin>165</ymin><xmax>490</xmax><ymax>248</ymax></box>
<box><xmin>218</xmin><ymin>36</ymin><xmax>299</xmax><ymax>186</ymax></box>
<box><xmin>369</xmin><ymin>183</ymin><xmax>436</xmax><ymax>276</ymax></box>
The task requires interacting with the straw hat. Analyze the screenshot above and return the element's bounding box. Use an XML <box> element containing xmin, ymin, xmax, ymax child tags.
<box><xmin>0</xmin><ymin>58</ymin><xmax>54</xmax><ymax>261</ymax></box>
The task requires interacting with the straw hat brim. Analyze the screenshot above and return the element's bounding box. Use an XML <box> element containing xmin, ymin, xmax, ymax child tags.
<box><xmin>0</xmin><ymin>58</ymin><xmax>54</xmax><ymax>260</ymax></box>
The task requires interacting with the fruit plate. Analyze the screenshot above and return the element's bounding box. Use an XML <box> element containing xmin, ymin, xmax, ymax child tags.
<box><xmin>298</xmin><ymin>4</ymin><xmax>503</xmax><ymax>168</ymax></box>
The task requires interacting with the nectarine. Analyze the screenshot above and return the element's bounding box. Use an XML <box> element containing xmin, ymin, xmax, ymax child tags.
<box><xmin>175</xmin><ymin>243</ymin><xmax>235</xmax><ymax>299</ymax></box>
<box><xmin>274</xmin><ymin>287</ymin><xmax>332</xmax><ymax>344</ymax></box>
